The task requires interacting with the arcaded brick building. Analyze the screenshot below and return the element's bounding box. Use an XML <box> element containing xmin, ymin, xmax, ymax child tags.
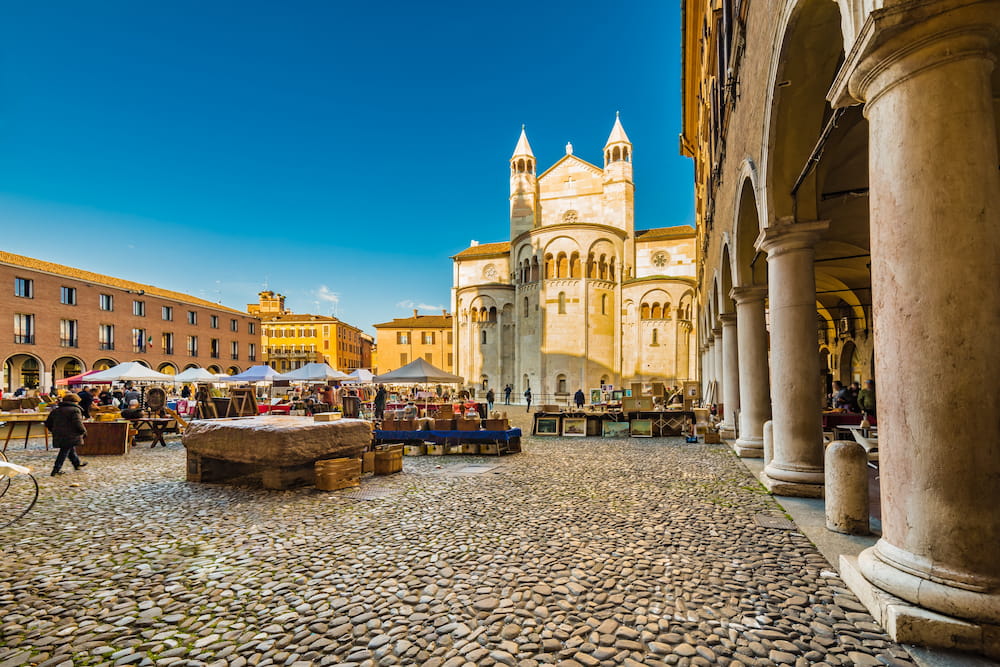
<box><xmin>1</xmin><ymin>251</ymin><xmax>260</xmax><ymax>391</ymax></box>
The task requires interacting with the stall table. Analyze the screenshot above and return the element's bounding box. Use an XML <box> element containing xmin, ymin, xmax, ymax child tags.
<box><xmin>532</xmin><ymin>411</ymin><xmax>695</xmax><ymax>437</ymax></box>
<box><xmin>77</xmin><ymin>421</ymin><xmax>130</xmax><ymax>455</ymax></box>
<box><xmin>374</xmin><ymin>428</ymin><xmax>522</xmax><ymax>455</ymax></box>
<box><xmin>1</xmin><ymin>413</ymin><xmax>50</xmax><ymax>452</ymax></box>
<box><xmin>130</xmin><ymin>418</ymin><xmax>173</xmax><ymax>447</ymax></box>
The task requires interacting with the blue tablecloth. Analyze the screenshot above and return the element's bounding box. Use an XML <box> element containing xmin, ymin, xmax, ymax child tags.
<box><xmin>374</xmin><ymin>428</ymin><xmax>522</xmax><ymax>444</ymax></box>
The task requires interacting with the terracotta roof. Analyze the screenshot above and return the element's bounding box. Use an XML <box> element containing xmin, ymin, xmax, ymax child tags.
<box><xmin>259</xmin><ymin>313</ymin><xmax>339</xmax><ymax>323</ymax></box>
<box><xmin>634</xmin><ymin>225</ymin><xmax>696</xmax><ymax>241</ymax></box>
<box><xmin>373</xmin><ymin>315</ymin><xmax>453</xmax><ymax>329</ymax></box>
<box><xmin>0</xmin><ymin>250</ymin><xmax>251</xmax><ymax>315</ymax></box>
<box><xmin>453</xmin><ymin>241</ymin><xmax>510</xmax><ymax>258</ymax></box>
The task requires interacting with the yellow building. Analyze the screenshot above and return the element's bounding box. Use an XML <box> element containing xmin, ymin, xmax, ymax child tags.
<box><xmin>248</xmin><ymin>291</ymin><xmax>366</xmax><ymax>372</ymax></box>
<box><xmin>372</xmin><ymin>310</ymin><xmax>453</xmax><ymax>375</ymax></box>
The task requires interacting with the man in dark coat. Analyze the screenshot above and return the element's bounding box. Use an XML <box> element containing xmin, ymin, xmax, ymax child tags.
<box><xmin>574</xmin><ymin>388</ymin><xmax>586</xmax><ymax>409</ymax></box>
<box><xmin>503</xmin><ymin>385</ymin><xmax>512</xmax><ymax>405</ymax></box>
<box><xmin>374</xmin><ymin>385</ymin><xmax>388</xmax><ymax>420</ymax></box>
<box><xmin>486</xmin><ymin>388</ymin><xmax>495</xmax><ymax>413</ymax></box>
<box><xmin>45</xmin><ymin>393</ymin><xmax>88</xmax><ymax>476</ymax></box>
<box><xmin>76</xmin><ymin>385</ymin><xmax>94</xmax><ymax>418</ymax></box>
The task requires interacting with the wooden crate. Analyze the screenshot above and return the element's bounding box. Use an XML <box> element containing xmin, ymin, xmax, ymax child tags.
<box><xmin>361</xmin><ymin>451</ymin><xmax>375</xmax><ymax>473</ymax></box>
<box><xmin>314</xmin><ymin>412</ymin><xmax>342</xmax><ymax>422</ymax></box>
<box><xmin>315</xmin><ymin>457</ymin><xmax>361</xmax><ymax>491</ymax></box>
<box><xmin>460</xmin><ymin>442</ymin><xmax>479</xmax><ymax>454</ymax></box>
<box><xmin>434</xmin><ymin>418</ymin><xmax>456</xmax><ymax>430</ymax></box>
<box><xmin>374</xmin><ymin>446</ymin><xmax>403</xmax><ymax>475</ymax></box>
<box><xmin>426</xmin><ymin>443</ymin><xmax>446</xmax><ymax>456</ymax></box>
<box><xmin>481</xmin><ymin>443</ymin><xmax>499</xmax><ymax>455</ymax></box>
<box><xmin>704</xmin><ymin>431</ymin><xmax>722</xmax><ymax>444</ymax></box>
<box><xmin>456</xmin><ymin>419</ymin><xmax>480</xmax><ymax>431</ymax></box>
<box><xmin>403</xmin><ymin>444</ymin><xmax>426</xmax><ymax>456</ymax></box>
<box><xmin>483</xmin><ymin>419</ymin><xmax>509</xmax><ymax>431</ymax></box>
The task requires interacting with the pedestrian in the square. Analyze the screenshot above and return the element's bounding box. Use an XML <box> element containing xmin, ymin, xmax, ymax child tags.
<box><xmin>76</xmin><ymin>385</ymin><xmax>94</xmax><ymax>418</ymax></box>
<box><xmin>504</xmin><ymin>384</ymin><xmax>512</xmax><ymax>405</ymax></box>
<box><xmin>486</xmin><ymin>387</ymin><xmax>495</xmax><ymax>413</ymax></box>
<box><xmin>574</xmin><ymin>388</ymin><xmax>585</xmax><ymax>409</ymax></box>
<box><xmin>45</xmin><ymin>393</ymin><xmax>88</xmax><ymax>476</ymax></box>
<box><xmin>524</xmin><ymin>387</ymin><xmax>532</xmax><ymax>412</ymax></box>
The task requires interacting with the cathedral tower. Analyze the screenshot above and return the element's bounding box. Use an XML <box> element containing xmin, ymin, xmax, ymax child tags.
<box><xmin>603</xmin><ymin>112</ymin><xmax>635</xmax><ymax>235</ymax></box>
<box><xmin>510</xmin><ymin>126</ymin><xmax>539</xmax><ymax>239</ymax></box>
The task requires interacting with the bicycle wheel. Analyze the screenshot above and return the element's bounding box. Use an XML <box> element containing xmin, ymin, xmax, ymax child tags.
<box><xmin>0</xmin><ymin>471</ymin><xmax>39</xmax><ymax>529</ymax></box>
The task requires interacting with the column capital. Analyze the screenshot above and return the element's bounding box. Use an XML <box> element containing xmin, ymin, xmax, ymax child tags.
<box><xmin>719</xmin><ymin>313</ymin><xmax>738</xmax><ymax>326</ymax></box>
<box><xmin>755</xmin><ymin>219</ymin><xmax>829</xmax><ymax>257</ymax></box>
<box><xmin>730</xmin><ymin>285</ymin><xmax>768</xmax><ymax>306</ymax></box>
<box><xmin>829</xmin><ymin>0</ymin><xmax>1000</xmax><ymax>107</ymax></box>
<box><xmin>711</xmin><ymin>326</ymin><xmax>723</xmax><ymax>338</ymax></box>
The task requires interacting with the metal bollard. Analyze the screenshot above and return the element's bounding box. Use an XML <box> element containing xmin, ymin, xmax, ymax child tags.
<box><xmin>825</xmin><ymin>440</ymin><xmax>870</xmax><ymax>535</ymax></box>
<box><xmin>763</xmin><ymin>420</ymin><xmax>774</xmax><ymax>466</ymax></box>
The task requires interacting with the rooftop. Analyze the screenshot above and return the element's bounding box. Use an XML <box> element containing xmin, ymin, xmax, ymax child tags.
<box><xmin>0</xmin><ymin>250</ymin><xmax>250</xmax><ymax>315</ymax></box>
<box><xmin>452</xmin><ymin>241</ymin><xmax>511</xmax><ymax>259</ymax></box>
<box><xmin>634</xmin><ymin>225</ymin><xmax>697</xmax><ymax>241</ymax></box>
<box><xmin>373</xmin><ymin>314</ymin><xmax>453</xmax><ymax>329</ymax></box>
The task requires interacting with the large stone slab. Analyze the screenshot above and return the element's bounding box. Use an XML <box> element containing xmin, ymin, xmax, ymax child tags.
<box><xmin>183</xmin><ymin>416</ymin><xmax>370</xmax><ymax>465</ymax></box>
<box><xmin>182</xmin><ymin>416</ymin><xmax>372</xmax><ymax>488</ymax></box>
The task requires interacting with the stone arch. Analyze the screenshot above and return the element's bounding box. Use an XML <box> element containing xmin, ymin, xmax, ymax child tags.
<box><xmin>93</xmin><ymin>358</ymin><xmax>119</xmax><ymax>371</ymax></box>
<box><xmin>4</xmin><ymin>352</ymin><xmax>44</xmax><ymax>391</ymax></box>
<box><xmin>719</xmin><ymin>243</ymin><xmax>736</xmax><ymax>315</ymax></box>
<box><xmin>733</xmin><ymin>168</ymin><xmax>767</xmax><ymax>288</ymax></box>
<box><xmin>52</xmin><ymin>356</ymin><xmax>85</xmax><ymax>383</ymax></box>
<box><xmin>761</xmin><ymin>0</ymin><xmax>847</xmax><ymax>223</ymax></box>
<box><xmin>569</xmin><ymin>252</ymin><xmax>582</xmax><ymax>278</ymax></box>
<box><xmin>207</xmin><ymin>365</ymin><xmax>222</xmax><ymax>374</ymax></box>
<box><xmin>556</xmin><ymin>373</ymin><xmax>567</xmax><ymax>394</ymax></box>
<box><xmin>226</xmin><ymin>365</ymin><xmax>241</xmax><ymax>375</ymax></box>
<box><xmin>158</xmin><ymin>362</ymin><xmax>178</xmax><ymax>375</ymax></box>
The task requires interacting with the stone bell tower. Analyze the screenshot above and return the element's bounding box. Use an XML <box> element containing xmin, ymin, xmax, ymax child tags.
<box><xmin>510</xmin><ymin>126</ymin><xmax>539</xmax><ymax>240</ymax></box>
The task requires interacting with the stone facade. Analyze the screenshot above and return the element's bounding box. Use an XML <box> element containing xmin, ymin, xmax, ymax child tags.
<box><xmin>452</xmin><ymin>119</ymin><xmax>698</xmax><ymax>398</ymax></box>
<box><xmin>682</xmin><ymin>0</ymin><xmax>1000</xmax><ymax>656</ymax></box>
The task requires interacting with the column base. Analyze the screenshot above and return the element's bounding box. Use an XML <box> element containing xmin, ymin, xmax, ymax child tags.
<box><xmin>762</xmin><ymin>461</ymin><xmax>825</xmax><ymax>497</ymax></box>
<box><xmin>720</xmin><ymin>424</ymin><xmax>738</xmax><ymax>440</ymax></box>
<box><xmin>841</xmin><ymin>555</ymin><xmax>1000</xmax><ymax>660</ymax></box>
<box><xmin>733</xmin><ymin>436</ymin><xmax>764</xmax><ymax>458</ymax></box>
<box><xmin>761</xmin><ymin>472</ymin><xmax>825</xmax><ymax>498</ymax></box>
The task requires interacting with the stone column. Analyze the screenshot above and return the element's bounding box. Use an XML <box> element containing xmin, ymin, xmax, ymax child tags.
<box><xmin>731</xmin><ymin>286</ymin><xmax>770</xmax><ymax>457</ymax></box>
<box><xmin>836</xmin><ymin>9</ymin><xmax>1000</xmax><ymax>632</ymax></box>
<box><xmin>756</xmin><ymin>220</ymin><xmax>828</xmax><ymax>497</ymax></box>
<box><xmin>703</xmin><ymin>336</ymin><xmax>715</xmax><ymax>401</ymax></box>
<box><xmin>712</xmin><ymin>326</ymin><xmax>723</xmax><ymax>409</ymax></box>
<box><xmin>719</xmin><ymin>314</ymin><xmax>740</xmax><ymax>439</ymax></box>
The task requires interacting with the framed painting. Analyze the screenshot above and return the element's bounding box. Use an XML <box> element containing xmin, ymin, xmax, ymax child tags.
<box><xmin>536</xmin><ymin>416</ymin><xmax>560</xmax><ymax>436</ymax></box>
<box><xmin>611</xmin><ymin>390</ymin><xmax>625</xmax><ymax>401</ymax></box>
<box><xmin>630</xmin><ymin>419</ymin><xmax>653</xmax><ymax>437</ymax></box>
<box><xmin>602</xmin><ymin>420</ymin><xmax>630</xmax><ymax>437</ymax></box>
<box><xmin>589</xmin><ymin>388</ymin><xmax>603</xmax><ymax>405</ymax></box>
<box><xmin>562</xmin><ymin>417</ymin><xmax>586</xmax><ymax>436</ymax></box>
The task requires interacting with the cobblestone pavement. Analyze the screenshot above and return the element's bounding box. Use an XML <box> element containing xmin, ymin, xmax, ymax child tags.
<box><xmin>0</xmin><ymin>428</ymin><xmax>916</xmax><ymax>667</ymax></box>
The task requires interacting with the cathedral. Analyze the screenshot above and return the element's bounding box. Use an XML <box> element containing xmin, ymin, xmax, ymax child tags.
<box><xmin>451</xmin><ymin>115</ymin><xmax>697</xmax><ymax>399</ymax></box>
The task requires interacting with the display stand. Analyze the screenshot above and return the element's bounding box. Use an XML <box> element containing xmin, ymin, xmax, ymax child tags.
<box><xmin>226</xmin><ymin>388</ymin><xmax>258</xmax><ymax>417</ymax></box>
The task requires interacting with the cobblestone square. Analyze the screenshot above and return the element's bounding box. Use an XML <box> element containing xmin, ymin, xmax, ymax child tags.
<box><xmin>0</xmin><ymin>431</ymin><xmax>915</xmax><ymax>666</ymax></box>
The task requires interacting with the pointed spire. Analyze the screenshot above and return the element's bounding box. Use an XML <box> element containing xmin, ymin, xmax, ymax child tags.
<box><xmin>512</xmin><ymin>125</ymin><xmax>534</xmax><ymax>158</ymax></box>
<box><xmin>605</xmin><ymin>111</ymin><xmax>631</xmax><ymax>146</ymax></box>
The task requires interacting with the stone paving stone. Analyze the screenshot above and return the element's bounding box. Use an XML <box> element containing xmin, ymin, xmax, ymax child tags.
<box><xmin>0</xmin><ymin>432</ymin><xmax>916</xmax><ymax>666</ymax></box>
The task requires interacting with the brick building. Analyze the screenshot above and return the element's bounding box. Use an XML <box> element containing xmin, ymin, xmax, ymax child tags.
<box><xmin>1</xmin><ymin>251</ymin><xmax>260</xmax><ymax>391</ymax></box>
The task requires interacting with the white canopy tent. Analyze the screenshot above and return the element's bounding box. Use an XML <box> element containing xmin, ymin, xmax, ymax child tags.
<box><xmin>220</xmin><ymin>365</ymin><xmax>282</xmax><ymax>384</ymax></box>
<box><xmin>372</xmin><ymin>358</ymin><xmax>463</xmax><ymax>384</ymax></box>
<box><xmin>343</xmin><ymin>368</ymin><xmax>374</xmax><ymax>384</ymax></box>
<box><xmin>172</xmin><ymin>367</ymin><xmax>223</xmax><ymax>384</ymax></box>
<box><xmin>274</xmin><ymin>362</ymin><xmax>351</xmax><ymax>382</ymax></box>
<box><xmin>86</xmin><ymin>362</ymin><xmax>175</xmax><ymax>383</ymax></box>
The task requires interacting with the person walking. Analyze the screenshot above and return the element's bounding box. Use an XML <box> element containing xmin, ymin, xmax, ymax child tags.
<box><xmin>76</xmin><ymin>385</ymin><xmax>95</xmax><ymax>418</ymax></box>
<box><xmin>486</xmin><ymin>388</ymin><xmax>495</xmax><ymax>413</ymax></box>
<box><xmin>574</xmin><ymin>388</ymin><xmax>585</xmax><ymax>409</ymax></box>
<box><xmin>45</xmin><ymin>393</ymin><xmax>88</xmax><ymax>476</ymax></box>
<box><xmin>504</xmin><ymin>384</ymin><xmax>512</xmax><ymax>405</ymax></box>
<box><xmin>524</xmin><ymin>387</ymin><xmax>532</xmax><ymax>412</ymax></box>
<box><xmin>858</xmin><ymin>379</ymin><xmax>876</xmax><ymax>417</ymax></box>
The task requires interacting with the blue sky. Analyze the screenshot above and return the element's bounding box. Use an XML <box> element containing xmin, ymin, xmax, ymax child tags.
<box><xmin>0</xmin><ymin>1</ymin><xmax>693</xmax><ymax>333</ymax></box>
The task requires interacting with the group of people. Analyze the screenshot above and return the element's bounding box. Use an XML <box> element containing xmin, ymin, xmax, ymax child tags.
<box><xmin>830</xmin><ymin>379</ymin><xmax>877</xmax><ymax>416</ymax></box>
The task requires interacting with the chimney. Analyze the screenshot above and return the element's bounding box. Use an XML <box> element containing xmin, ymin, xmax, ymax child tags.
<box><xmin>442</xmin><ymin>309</ymin><xmax>447</xmax><ymax>316</ymax></box>
<box><xmin>413</xmin><ymin>309</ymin><xmax>419</xmax><ymax>318</ymax></box>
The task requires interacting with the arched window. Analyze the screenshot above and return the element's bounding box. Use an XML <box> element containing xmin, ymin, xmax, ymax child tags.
<box><xmin>640</xmin><ymin>303</ymin><xmax>650</xmax><ymax>319</ymax></box>
<box><xmin>600</xmin><ymin>375</ymin><xmax>609</xmax><ymax>386</ymax></box>
<box><xmin>481</xmin><ymin>330</ymin><xmax>487</xmax><ymax>344</ymax></box>
<box><xmin>663</xmin><ymin>302</ymin><xmax>671</xmax><ymax>319</ymax></box>
<box><xmin>557</xmin><ymin>374</ymin><xmax>567</xmax><ymax>394</ymax></box>
<box><xmin>481</xmin><ymin>375</ymin><xmax>489</xmax><ymax>390</ymax></box>
<box><xmin>531</xmin><ymin>256</ymin><xmax>540</xmax><ymax>282</ymax></box>
<box><xmin>523</xmin><ymin>296</ymin><xmax>529</xmax><ymax>317</ymax></box>
<box><xmin>599</xmin><ymin>255</ymin><xmax>607</xmax><ymax>280</ymax></box>
<box><xmin>612</xmin><ymin>146</ymin><xmax>621</xmax><ymax>161</ymax></box>
<box><xmin>558</xmin><ymin>292</ymin><xmax>567</xmax><ymax>314</ymax></box>
<box><xmin>651</xmin><ymin>328</ymin><xmax>659</xmax><ymax>345</ymax></box>
<box><xmin>651</xmin><ymin>303</ymin><xmax>662</xmax><ymax>319</ymax></box>
<box><xmin>557</xmin><ymin>253</ymin><xmax>569</xmax><ymax>278</ymax></box>
<box><xmin>489</xmin><ymin>306</ymin><xmax>497</xmax><ymax>322</ymax></box>
<box><xmin>570</xmin><ymin>252</ymin><xmax>581</xmax><ymax>278</ymax></box>
<box><xmin>601</xmin><ymin>294</ymin><xmax>608</xmax><ymax>315</ymax></box>
<box><xmin>609</xmin><ymin>258</ymin><xmax>616</xmax><ymax>281</ymax></box>
<box><xmin>544</xmin><ymin>254</ymin><xmax>554</xmax><ymax>279</ymax></box>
